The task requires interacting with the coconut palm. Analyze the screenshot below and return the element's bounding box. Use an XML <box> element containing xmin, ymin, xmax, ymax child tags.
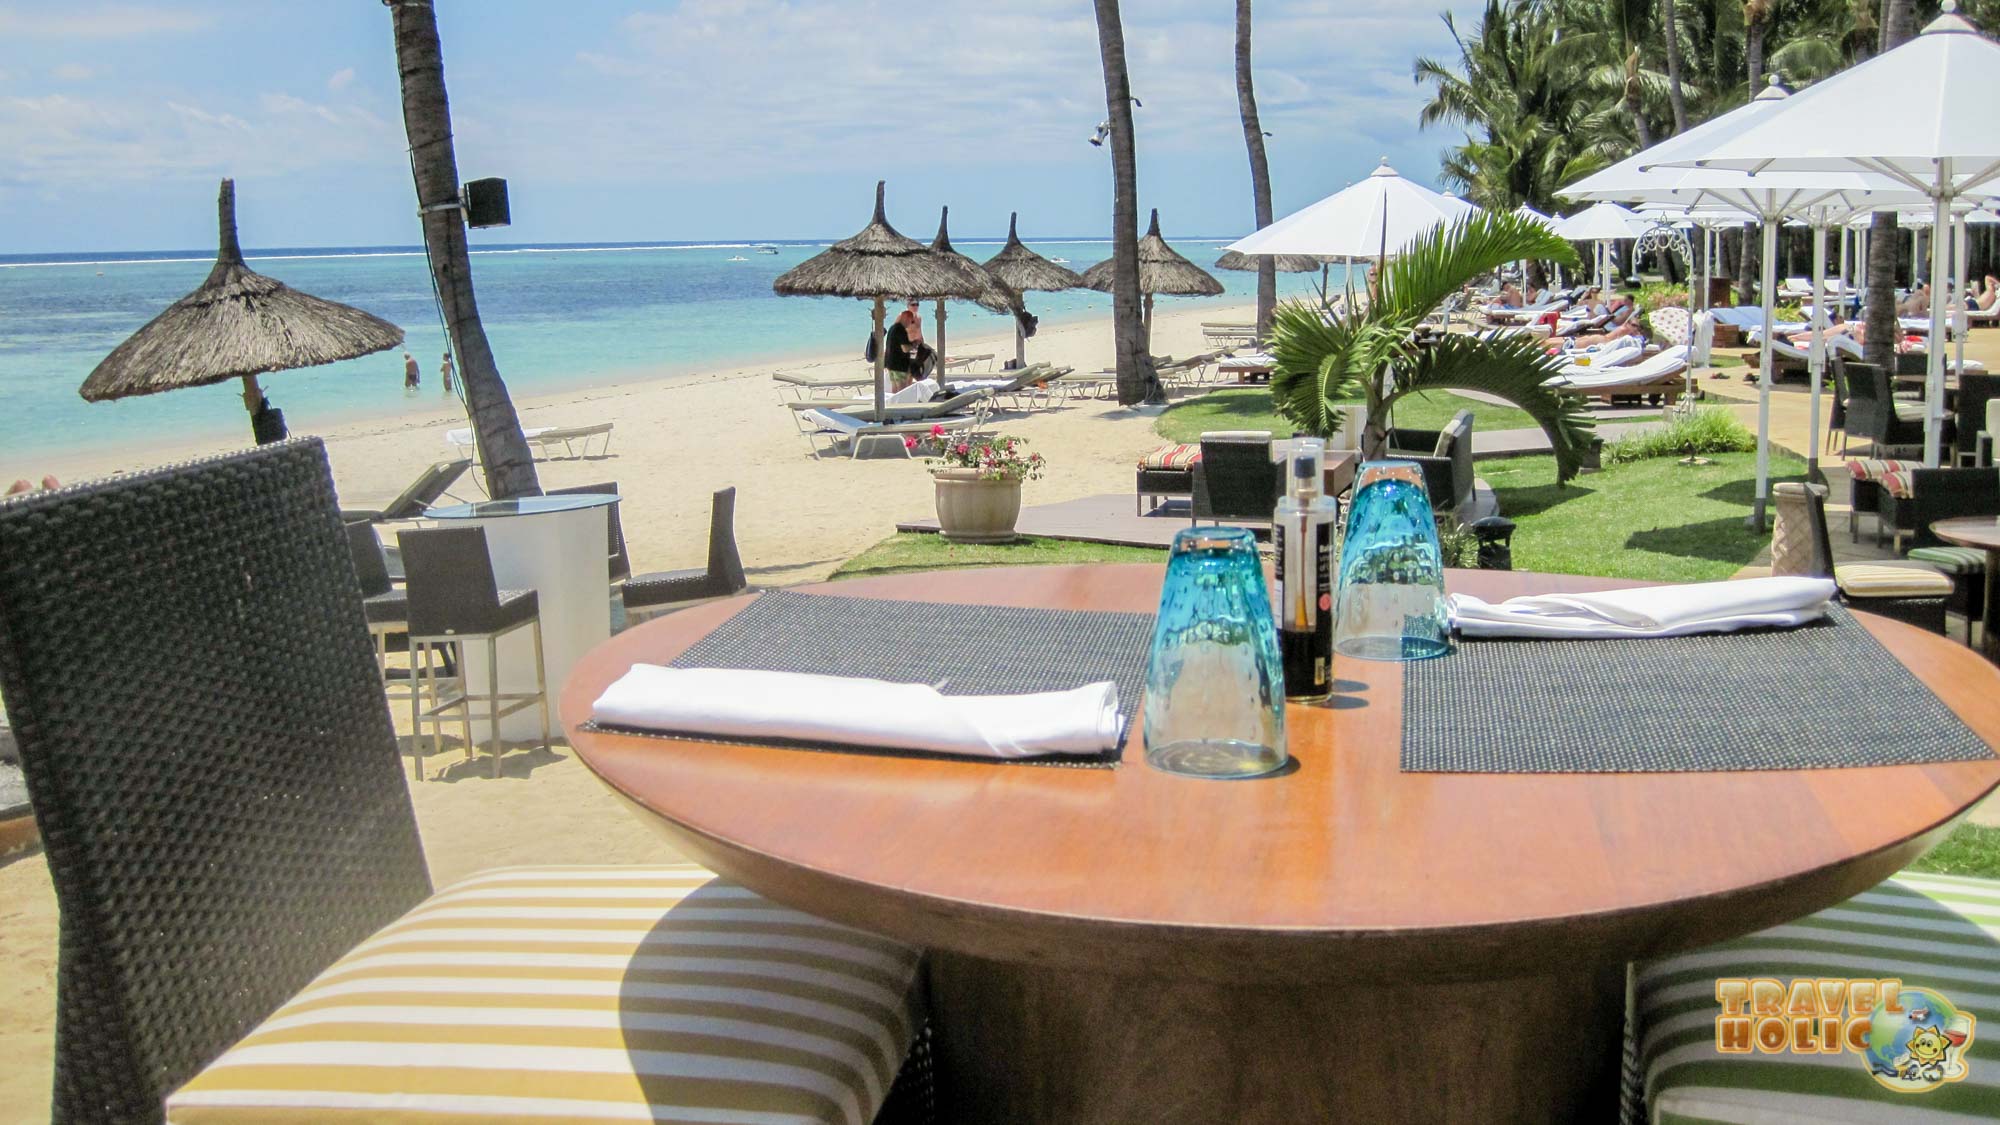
<box><xmin>388</xmin><ymin>0</ymin><xmax>538</xmax><ymax>497</ymax></box>
<box><xmin>1090</xmin><ymin>0</ymin><xmax>1159</xmax><ymax>406</ymax></box>
<box><xmin>1864</xmin><ymin>0</ymin><xmax>1920</xmax><ymax>371</ymax></box>
<box><xmin>1267</xmin><ymin>211</ymin><xmax>1594</xmax><ymax>483</ymax></box>
<box><xmin>1235</xmin><ymin>0</ymin><xmax>1277</xmax><ymax>338</ymax></box>
<box><xmin>1661</xmin><ymin>0</ymin><xmax>1691</xmax><ymax>132</ymax></box>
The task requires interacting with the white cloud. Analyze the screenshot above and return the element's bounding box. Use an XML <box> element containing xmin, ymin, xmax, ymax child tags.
<box><xmin>52</xmin><ymin>63</ymin><xmax>95</xmax><ymax>81</ymax></box>
<box><xmin>0</xmin><ymin>4</ymin><xmax>212</xmax><ymax>38</ymax></box>
<box><xmin>327</xmin><ymin>67</ymin><xmax>355</xmax><ymax>92</ymax></box>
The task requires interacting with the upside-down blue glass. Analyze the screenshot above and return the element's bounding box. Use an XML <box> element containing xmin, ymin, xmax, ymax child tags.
<box><xmin>1143</xmin><ymin>527</ymin><xmax>1288</xmax><ymax>779</ymax></box>
<box><xmin>1333</xmin><ymin>460</ymin><xmax>1451</xmax><ymax>661</ymax></box>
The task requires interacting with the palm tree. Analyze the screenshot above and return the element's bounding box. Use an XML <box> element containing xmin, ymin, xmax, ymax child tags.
<box><xmin>1090</xmin><ymin>0</ymin><xmax>1159</xmax><ymax>406</ymax></box>
<box><xmin>1234</xmin><ymin>0</ymin><xmax>1277</xmax><ymax>339</ymax></box>
<box><xmin>387</xmin><ymin>0</ymin><xmax>538</xmax><ymax>498</ymax></box>
<box><xmin>1744</xmin><ymin>0</ymin><xmax>1774</xmax><ymax>93</ymax></box>
<box><xmin>1864</xmin><ymin>0</ymin><xmax>1918</xmax><ymax>371</ymax></box>
<box><xmin>1268</xmin><ymin>212</ymin><xmax>1594</xmax><ymax>482</ymax></box>
<box><xmin>1661</xmin><ymin>0</ymin><xmax>1692</xmax><ymax>132</ymax></box>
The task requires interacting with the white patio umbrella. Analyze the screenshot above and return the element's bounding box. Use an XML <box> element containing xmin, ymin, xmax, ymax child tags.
<box><xmin>1654</xmin><ymin>3</ymin><xmax>2000</xmax><ymax>467</ymax></box>
<box><xmin>1550</xmin><ymin>202</ymin><xmax>1648</xmax><ymax>291</ymax></box>
<box><xmin>1570</xmin><ymin>79</ymin><xmax>1931</xmax><ymax>520</ymax></box>
<box><xmin>1512</xmin><ymin>205</ymin><xmax>1560</xmax><ymax>288</ymax></box>
<box><xmin>1226</xmin><ymin>159</ymin><xmax>1478</xmax><ymax>259</ymax></box>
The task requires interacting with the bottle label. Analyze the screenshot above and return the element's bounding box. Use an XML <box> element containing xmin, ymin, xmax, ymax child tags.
<box><xmin>1280</xmin><ymin>518</ymin><xmax>1335</xmax><ymax>700</ymax></box>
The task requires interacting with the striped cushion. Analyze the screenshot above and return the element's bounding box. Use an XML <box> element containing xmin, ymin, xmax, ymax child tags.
<box><xmin>1835</xmin><ymin>562</ymin><xmax>1954</xmax><ymax>598</ymax></box>
<box><xmin>1909</xmin><ymin>546</ymin><xmax>1987</xmax><ymax>576</ymax></box>
<box><xmin>167</xmin><ymin>864</ymin><xmax>921</xmax><ymax>1125</ymax></box>
<box><xmin>1893</xmin><ymin>401</ymin><xmax>1928</xmax><ymax>423</ymax></box>
<box><xmin>1879</xmin><ymin>470</ymin><xmax>1915</xmax><ymax>499</ymax></box>
<box><xmin>1636</xmin><ymin>871</ymin><xmax>1999</xmax><ymax>1123</ymax></box>
<box><xmin>1844</xmin><ymin>459</ymin><xmax>1913</xmax><ymax>483</ymax></box>
<box><xmin>1139</xmin><ymin>443</ymin><xmax>1201</xmax><ymax>470</ymax></box>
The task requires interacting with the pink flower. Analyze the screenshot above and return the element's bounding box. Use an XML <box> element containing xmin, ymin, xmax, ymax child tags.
<box><xmin>955</xmin><ymin>443</ymin><xmax>970</xmax><ymax>455</ymax></box>
<box><xmin>903</xmin><ymin>436</ymin><xmax>919</xmax><ymax>450</ymax></box>
<box><xmin>930</xmin><ymin>424</ymin><xmax>945</xmax><ymax>436</ymax></box>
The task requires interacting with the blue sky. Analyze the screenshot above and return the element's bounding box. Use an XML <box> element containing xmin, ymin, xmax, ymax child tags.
<box><xmin>0</xmin><ymin>1</ymin><xmax>1479</xmax><ymax>253</ymax></box>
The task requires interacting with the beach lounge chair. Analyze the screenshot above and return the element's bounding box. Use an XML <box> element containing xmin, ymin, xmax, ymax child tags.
<box><xmin>1551</xmin><ymin>338</ymin><xmax>1644</xmax><ymax>375</ymax></box>
<box><xmin>941</xmin><ymin>352</ymin><xmax>996</xmax><ymax>373</ymax></box>
<box><xmin>834</xmin><ymin>388</ymin><xmax>995</xmax><ymax>425</ymax></box>
<box><xmin>1550</xmin><ymin>346</ymin><xmax>1693</xmax><ymax>404</ymax></box>
<box><xmin>794</xmin><ymin>407</ymin><xmax>978</xmax><ymax>458</ymax></box>
<box><xmin>943</xmin><ymin>362</ymin><xmax>1052</xmax><ymax>404</ymax></box>
<box><xmin>620</xmin><ymin>485</ymin><xmax>750</xmax><ymax>620</ymax></box>
<box><xmin>771</xmin><ymin>369</ymin><xmax>879</xmax><ymax>400</ymax></box>
<box><xmin>337</xmin><ymin>457</ymin><xmax>471</xmax><ymax>525</ymax></box>
<box><xmin>0</xmin><ymin>440</ymin><xmax>932</xmax><ymax>1125</ymax></box>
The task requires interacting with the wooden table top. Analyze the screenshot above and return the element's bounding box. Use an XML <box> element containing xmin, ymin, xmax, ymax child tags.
<box><xmin>562</xmin><ymin>565</ymin><xmax>2000</xmax><ymax>984</ymax></box>
<box><xmin>1933</xmin><ymin>515</ymin><xmax>2000</xmax><ymax>551</ymax></box>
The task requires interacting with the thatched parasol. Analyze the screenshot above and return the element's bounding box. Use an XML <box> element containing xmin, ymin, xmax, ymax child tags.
<box><xmin>1082</xmin><ymin>209</ymin><xmax>1224</xmax><ymax>346</ymax></box>
<box><xmin>927</xmin><ymin>207</ymin><xmax>1022</xmax><ymax>385</ymax></box>
<box><xmin>80</xmin><ymin>179</ymin><xmax>405</xmax><ymax>443</ymax></box>
<box><xmin>981</xmin><ymin>213</ymin><xmax>1085</xmax><ymax>367</ymax></box>
<box><xmin>774</xmin><ymin>181</ymin><xmax>988</xmax><ymax>417</ymax></box>
<box><xmin>1214</xmin><ymin>249</ymin><xmax>1321</xmax><ymax>273</ymax></box>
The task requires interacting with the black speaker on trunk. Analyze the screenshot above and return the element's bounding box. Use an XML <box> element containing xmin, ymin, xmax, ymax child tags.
<box><xmin>461</xmin><ymin>178</ymin><xmax>510</xmax><ymax>228</ymax></box>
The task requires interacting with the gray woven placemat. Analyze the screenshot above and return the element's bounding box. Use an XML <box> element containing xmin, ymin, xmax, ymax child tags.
<box><xmin>591</xmin><ymin>589</ymin><xmax>1155</xmax><ymax>767</ymax></box>
<box><xmin>1403</xmin><ymin>606</ymin><xmax>1996</xmax><ymax>773</ymax></box>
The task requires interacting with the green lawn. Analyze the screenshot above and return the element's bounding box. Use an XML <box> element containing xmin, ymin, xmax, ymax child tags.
<box><xmin>832</xmin><ymin>534</ymin><xmax>1164</xmax><ymax>581</ymax></box>
<box><xmin>1154</xmin><ymin>388</ymin><xmax>1542</xmax><ymax>444</ymax></box>
<box><xmin>1483</xmin><ymin>450</ymin><xmax>1805</xmax><ymax>583</ymax></box>
<box><xmin>1906</xmin><ymin>823</ymin><xmax>2000</xmax><ymax>877</ymax></box>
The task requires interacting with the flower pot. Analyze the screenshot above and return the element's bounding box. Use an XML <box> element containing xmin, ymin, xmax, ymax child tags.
<box><xmin>933</xmin><ymin>469</ymin><xmax>1023</xmax><ymax>543</ymax></box>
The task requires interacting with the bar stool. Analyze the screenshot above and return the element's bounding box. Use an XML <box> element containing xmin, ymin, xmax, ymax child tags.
<box><xmin>344</xmin><ymin>522</ymin><xmax>413</xmax><ymax>700</ymax></box>
<box><xmin>397</xmin><ymin>526</ymin><xmax>549</xmax><ymax>779</ymax></box>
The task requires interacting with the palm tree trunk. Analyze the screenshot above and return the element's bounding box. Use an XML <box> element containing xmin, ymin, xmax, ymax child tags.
<box><xmin>1745</xmin><ymin>19</ymin><xmax>1766</xmax><ymax>97</ymax></box>
<box><xmin>1661</xmin><ymin>0</ymin><xmax>1689</xmax><ymax>133</ymax></box>
<box><xmin>1624</xmin><ymin>49</ymin><xmax>1654</xmax><ymax>148</ymax></box>
<box><xmin>389</xmin><ymin>0</ymin><xmax>538</xmax><ymax>498</ymax></box>
<box><xmin>1235</xmin><ymin>0</ymin><xmax>1276</xmax><ymax>338</ymax></box>
<box><xmin>1864</xmin><ymin>0</ymin><xmax>1918</xmax><ymax>371</ymax></box>
<box><xmin>1091</xmin><ymin>0</ymin><xmax>1159</xmax><ymax>406</ymax></box>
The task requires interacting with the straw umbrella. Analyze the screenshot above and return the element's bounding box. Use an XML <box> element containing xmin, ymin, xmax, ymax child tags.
<box><xmin>80</xmin><ymin>179</ymin><xmax>405</xmax><ymax>443</ymax></box>
<box><xmin>774</xmin><ymin>182</ymin><xmax>989</xmax><ymax>416</ymax></box>
<box><xmin>983</xmin><ymin>213</ymin><xmax>1085</xmax><ymax>368</ymax></box>
<box><xmin>1081</xmin><ymin>209</ymin><xmax>1224</xmax><ymax>350</ymax></box>
<box><xmin>928</xmin><ymin>207</ymin><xmax>1022</xmax><ymax>382</ymax></box>
<box><xmin>1214</xmin><ymin>250</ymin><xmax>1320</xmax><ymax>274</ymax></box>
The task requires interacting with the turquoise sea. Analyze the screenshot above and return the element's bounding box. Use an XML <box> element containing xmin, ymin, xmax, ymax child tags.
<box><xmin>0</xmin><ymin>238</ymin><xmax>1334</xmax><ymax>460</ymax></box>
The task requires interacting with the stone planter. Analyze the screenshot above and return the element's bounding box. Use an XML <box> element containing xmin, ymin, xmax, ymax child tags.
<box><xmin>933</xmin><ymin>469</ymin><xmax>1023</xmax><ymax>543</ymax></box>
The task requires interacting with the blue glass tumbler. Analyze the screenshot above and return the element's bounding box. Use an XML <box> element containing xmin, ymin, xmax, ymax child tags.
<box><xmin>1333</xmin><ymin>460</ymin><xmax>1451</xmax><ymax>661</ymax></box>
<box><xmin>1143</xmin><ymin>527</ymin><xmax>1288</xmax><ymax>779</ymax></box>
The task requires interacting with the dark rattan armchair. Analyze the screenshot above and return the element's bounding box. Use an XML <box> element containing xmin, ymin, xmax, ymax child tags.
<box><xmin>1191</xmin><ymin>433</ymin><xmax>1282</xmax><ymax>524</ymax></box>
<box><xmin>621</xmin><ymin>486</ymin><xmax>749</xmax><ymax>617</ymax></box>
<box><xmin>1385</xmin><ymin>408</ymin><xmax>1477</xmax><ymax>519</ymax></box>
<box><xmin>1844</xmin><ymin>362</ymin><xmax>1925</xmax><ymax>456</ymax></box>
<box><xmin>0</xmin><ymin>440</ymin><xmax>434</xmax><ymax>1124</ymax></box>
<box><xmin>0</xmin><ymin>441</ymin><xmax>932</xmax><ymax>1125</ymax></box>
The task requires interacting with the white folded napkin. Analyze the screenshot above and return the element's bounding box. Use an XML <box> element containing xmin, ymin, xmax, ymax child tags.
<box><xmin>1449</xmin><ymin>576</ymin><xmax>1836</xmax><ymax>640</ymax></box>
<box><xmin>591</xmin><ymin>666</ymin><xmax>1123</xmax><ymax>759</ymax></box>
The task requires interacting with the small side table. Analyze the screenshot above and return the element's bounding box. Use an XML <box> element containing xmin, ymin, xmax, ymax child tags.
<box><xmin>1931</xmin><ymin>515</ymin><xmax>2000</xmax><ymax>660</ymax></box>
<box><xmin>425</xmin><ymin>493</ymin><xmax>618</xmax><ymax>739</ymax></box>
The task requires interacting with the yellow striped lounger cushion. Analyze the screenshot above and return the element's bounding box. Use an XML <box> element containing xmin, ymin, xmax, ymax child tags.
<box><xmin>1635</xmin><ymin>871</ymin><xmax>2000</xmax><ymax>1123</ymax></box>
<box><xmin>1834</xmin><ymin>563</ymin><xmax>1954</xmax><ymax>599</ymax></box>
<box><xmin>167</xmin><ymin>864</ymin><xmax>922</xmax><ymax>1125</ymax></box>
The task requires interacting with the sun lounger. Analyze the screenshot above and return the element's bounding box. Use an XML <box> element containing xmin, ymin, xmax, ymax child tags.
<box><xmin>339</xmin><ymin>458</ymin><xmax>472</xmax><ymax>525</ymax></box>
<box><xmin>1201</xmin><ymin>322</ymin><xmax>1258</xmax><ymax>348</ymax></box>
<box><xmin>941</xmin><ymin>353</ymin><xmax>996</xmax><ymax>373</ymax></box>
<box><xmin>788</xmin><ymin>388</ymin><xmax>995</xmax><ymax>426</ymax></box>
<box><xmin>944</xmin><ymin>362</ymin><xmax>1052</xmax><ymax>399</ymax></box>
<box><xmin>771</xmin><ymin>370</ymin><xmax>879</xmax><ymax>400</ymax></box>
<box><xmin>445</xmin><ymin>423</ymin><xmax>614</xmax><ymax>460</ymax></box>
<box><xmin>792</xmin><ymin>408</ymin><xmax>979</xmax><ymax>458</ymax></box>
<box><xmin>1550</xmin><ymin>346</ymin><xmax>1693</xmax><ymax>403</ymax></box>
<box><xmin>1550</xmin><ymin>338</ymin><xmax>1644</xmax><ymax>373</ymax></box>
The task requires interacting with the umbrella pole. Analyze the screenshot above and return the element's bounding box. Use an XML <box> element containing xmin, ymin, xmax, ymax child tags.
<box><xmin>871</xmin><ymin>298</ymin><xmax>887</xmax><ymax>421</ymax></box>
<box><xmin>935</xmin><ymin>299</ymin><xmax>947</xmax><ymax>386</ymax></box>
<box><xmin>1808</xmin><ymin>221</ymin><xmax>1827</xmax><ymax>482</ymax></box>
<box><xmin>1926</xmin><ymin>169</ymin><xmax>1952</xmax><ymax>467</ymax></box>
<box><xmin>1014</xmin><ymin>316</ymin><xmax>1027</xmax><ymax>369</ymax></box>
<box><xmin>1955</xmin><ymin>214</ymin><xmax>1970</xmax><ymax>410</ymax></box>
<box><xmin>1750</xmin><ymin>218</ymin><xmax>1777</xmax><ymax>533</ymax></box>
<box><xmin>239</xmin><ymin>373</ymin><xmax>262</xmax><ymax>417</ymax></box>
<box><xmin>1143</xmin><ymin>292</ymin><xmax>1153</xmax><ymax>355</ymax></box>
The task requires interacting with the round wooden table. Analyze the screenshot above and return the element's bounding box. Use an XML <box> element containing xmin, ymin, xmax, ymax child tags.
<box><xmin>1933</xmin><ymin>515</ymin><xmax>2000</xmax><ymax>660</ymax></box>
<box><xmin>562</xmin><ymin>565</ymin><xmax>2000</xmax><ymax>1125</ymax></box>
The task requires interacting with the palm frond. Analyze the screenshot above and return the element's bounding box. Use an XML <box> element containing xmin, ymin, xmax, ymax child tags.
<box><xmin>1267</xmin><ymin>300</ymin><xmax>1369</xmax><ymax>436</ymax></box>
<box><xmin>1378</xmin><ymin>211</ymin><xmax>1578</xmax><ymax>326</ymax></box>
<box><xmin>1386</xmin><ymin>333</ymin><xmax>1597</xmax><ymax>483</ymax></box>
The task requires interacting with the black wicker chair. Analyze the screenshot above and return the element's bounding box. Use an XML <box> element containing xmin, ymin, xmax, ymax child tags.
<box><xmin>1875</xmin><ymin>466</ymin><xmax>2000</xmax><ymax>553</ymax></box>
<box><xmin>0</xmin><ymin>440</ymin><xmax>933</xmax><ymax>1125</ymax></box>
<box><xmin>547</xmin><ymin>480</ymin><xmax>631</xmax><ymax>582</ymax></box>
<box><xmin>1844</xmin><ymin>362</ymin><xmax>1926</xmax><ymax>457</ymax></box>
<box><xmin>621</xmin><ymin>486</ymin><xmax>749</xmax><ymax>617</ymax></box>
<box><xmin>1191</xmin><ymin>434</ymin><xmax>1283</xmax><ymax>524</ymax></box>
<box><xmin>1386</xmin><ymin>409</ymin><xmax>1477</xmax><ymax>519</ymax></box>
<box><xmin>1801</xmin><ymin>481</ymin><xmax>1950</xmax><ymax>635</ymax></box>
<box><xmin>1953</xmin><ymin>373</ymin><xmax>2000</xmax><ymax>466</ymax></box>
<box><xmin>0</xmin><ymin>440</ymin><xmax>435</xmax><ymax>1124</ymax></box>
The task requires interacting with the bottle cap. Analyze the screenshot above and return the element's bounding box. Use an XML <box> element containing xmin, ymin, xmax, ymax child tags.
<box><xmin>1288</xmin><ymin>437</ymin><xmax>1324</xmax><ymax>496</ymax></box>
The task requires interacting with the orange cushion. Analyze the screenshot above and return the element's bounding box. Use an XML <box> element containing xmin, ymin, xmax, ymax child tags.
<box><xmin>1139</xmin><ymin>443</ymin><xmax>1202</xmax><ymax>470</ymax></box>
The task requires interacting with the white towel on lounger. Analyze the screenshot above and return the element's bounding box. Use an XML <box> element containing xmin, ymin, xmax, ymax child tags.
<box><xmin>1449</xmin><ymin>576</ymin><xmax>1836</xmax><ymax>639</ymax></box>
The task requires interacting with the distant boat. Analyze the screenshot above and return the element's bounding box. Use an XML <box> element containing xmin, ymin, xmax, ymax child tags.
<box><xmin>1049</xmin><ymin>256</ymin><xmax>1070</xmax><ymax>264</ymax></box>
<box><xmin>755</xmin><ymin>245</ymin><xmax>780</xmax><ymax>255</ymax></box>
<box><xmin>727</xmin><ymin>255</ymin><xmax>749</xmax><ymax>262</ymax></box>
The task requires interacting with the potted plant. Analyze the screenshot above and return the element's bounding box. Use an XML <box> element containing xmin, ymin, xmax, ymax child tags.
<box><xmin>905</xmin><ymin>427</ymin><xmax>1046</xmax><ymax>543</ymax></box>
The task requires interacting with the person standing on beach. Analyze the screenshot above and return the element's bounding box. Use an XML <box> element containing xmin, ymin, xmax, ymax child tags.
<box><xmin>440</xmin><ymin>350</ymin><xmax>456</xmax><ymax>396</ymax></box>
<box><xmin>403</xmin><ymin>352</ymin><xmax>421</xmax><ymax>394</ymax></box>
<box><xmin>884</xmin><ymin>299</ymin><xmax>934</xmax><ymax>390</ymax></box>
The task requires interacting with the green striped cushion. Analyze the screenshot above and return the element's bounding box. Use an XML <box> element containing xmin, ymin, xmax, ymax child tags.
<box><xmin>1636</xmin><ymin>871</ymin><xmax>2000</xmax><ymax>1123</ymax></box>
<box><xmin>1910</xmin><ymin>547</ymin><xmax>1987</xmax><ymax>576</ymax></box>
<box><xmin>168</xmin><ymin>864</ymin><xmax>922</xmax><ymax>1125</ymax></box>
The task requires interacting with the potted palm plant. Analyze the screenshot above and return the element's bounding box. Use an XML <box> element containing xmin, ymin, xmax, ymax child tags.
<box><xmin>906</xmin><ymin>427</ymin><xmax>1046</xmax><ymax>543</ymax></box>
<box><xmin>1268</xmin><ymin>211</ymin><xmax>1595</xmax><ymax>484</ymax></box>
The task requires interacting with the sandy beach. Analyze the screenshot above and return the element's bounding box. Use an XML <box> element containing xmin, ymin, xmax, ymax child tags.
<box><xmin>0</xmin><ymin>301</ymin><xmax>1238</xmax><ymax>1121</ymax></box>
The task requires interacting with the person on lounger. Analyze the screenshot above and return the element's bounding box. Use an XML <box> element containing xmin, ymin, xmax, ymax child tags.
<box><xmin>1557</xmin><ymin>297</ymin><xmax>1643</xmax><ymax>351</ymax></box>
<box><xmin>1898</xmin><ymin>284</ymin><xmax>1931</xmax><ymax>317</ymax></box>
